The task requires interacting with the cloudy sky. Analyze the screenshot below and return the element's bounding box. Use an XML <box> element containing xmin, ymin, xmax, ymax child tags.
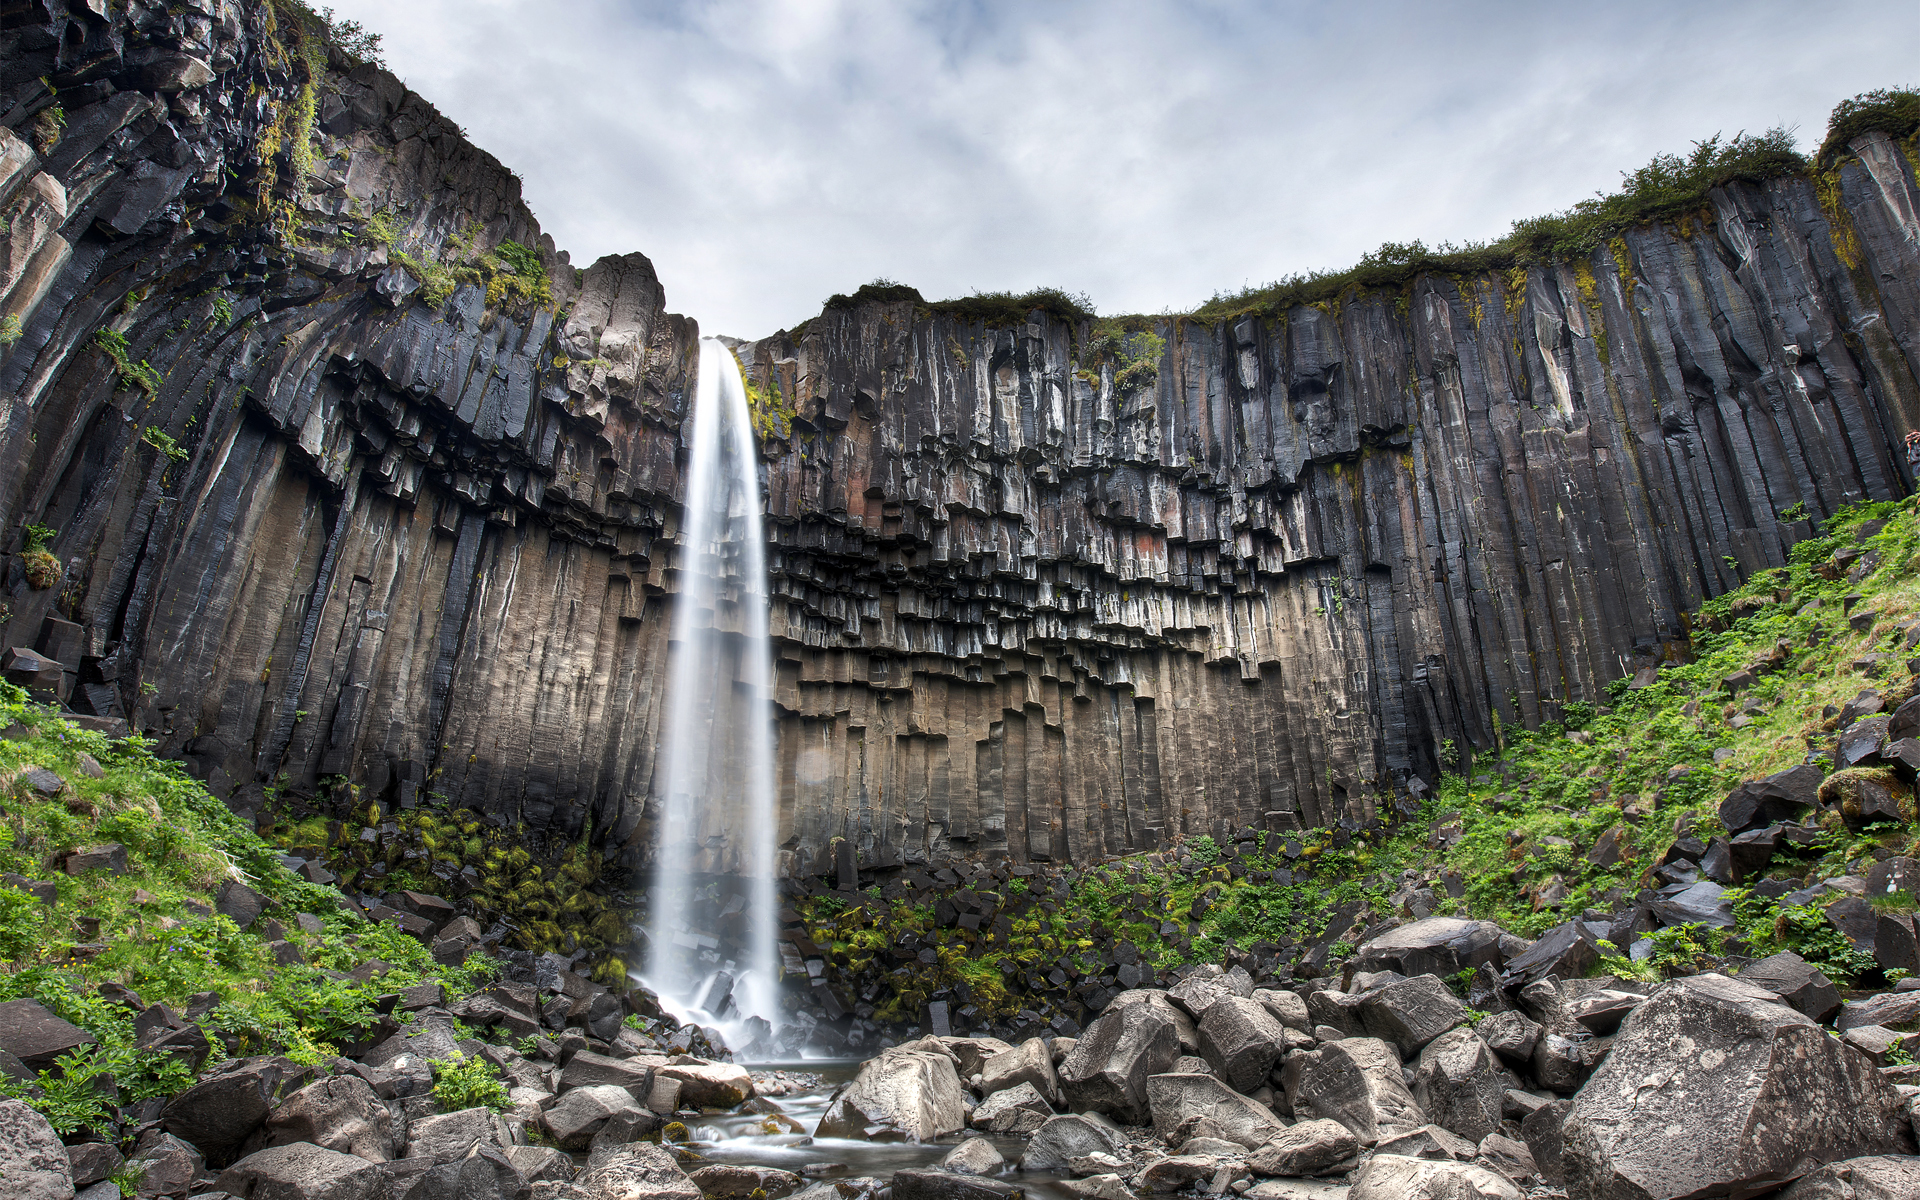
<box><xmin>325</xmin><ymin>0</ymin><xmax>1917</xmax><ymax>339</ymax></box>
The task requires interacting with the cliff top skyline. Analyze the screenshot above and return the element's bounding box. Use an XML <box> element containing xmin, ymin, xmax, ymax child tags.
<box><xmin>327</xmin><ymin>0</ymin><xmax>1918</xmax><ymax>338</ymax></box>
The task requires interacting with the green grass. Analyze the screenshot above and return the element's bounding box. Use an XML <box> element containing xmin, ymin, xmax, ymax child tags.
<box><xmin>0</xmin><ymin>683</ymin><xmax>511</xmax><ymax>1130</ymax></box>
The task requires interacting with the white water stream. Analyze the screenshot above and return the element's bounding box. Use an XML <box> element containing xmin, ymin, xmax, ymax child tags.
<box><xmin>643</xmin><ymin>337</ymin><xmax>781</xmax><ymax>1050</ymax></box>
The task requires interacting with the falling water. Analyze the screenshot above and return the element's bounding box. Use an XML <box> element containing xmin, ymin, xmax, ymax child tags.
<box><xmin>644</xmin><ymin>337</ymin><xmax>780</xmax><ymax>1052</ymax></box>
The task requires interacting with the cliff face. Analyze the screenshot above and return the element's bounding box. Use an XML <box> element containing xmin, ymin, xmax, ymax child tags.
<box><xmin>2</xmin><ymin>3</ymin><xmax>1917</xmax><ymax>879</ymax></box>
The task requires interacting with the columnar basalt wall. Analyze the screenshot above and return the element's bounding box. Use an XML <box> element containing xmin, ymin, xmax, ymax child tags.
<box><xmin>2</xmin><ymin>3</ymin><xmax>1917</xmax><ymax>879</ymax></box>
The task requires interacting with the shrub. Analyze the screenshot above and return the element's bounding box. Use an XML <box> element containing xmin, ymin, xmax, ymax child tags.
<box><xmin>1817</xmin><ymin>87</ymin><xmax>1920</xmax><ymax>165</ymax></box>
<box><xmin>430</xmin><ymin>1053</ymin><xmax>510</xmax><ymax>1111</ymax></box>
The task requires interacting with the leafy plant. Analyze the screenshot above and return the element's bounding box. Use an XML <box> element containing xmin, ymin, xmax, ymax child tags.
<box><xmin>0</xmin><ymin>314</ymin><xmax>21</xmax><ymax>346</ymax></box>
<box><xmin>430</xmin><ymin>1053</ymin><xmax>510</xmax><ymax>1111</ymax></box>
<box><xmin>141</xmin><ymin>427</ymin><xmax>188</xmax><ymax>462</ymax></box>
<box><xmin>93</xmin><ymin>329</ymin><xmax>163</xmax><ymax>394</ymax></box>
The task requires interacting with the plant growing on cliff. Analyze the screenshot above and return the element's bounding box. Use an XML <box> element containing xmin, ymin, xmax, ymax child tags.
<box><xmin>1817</xmin><ymin>87</ymin><xmax>1920</xmax><ymax>165</ymax></box>
<box><xmin>0</xmin><ymin>314</ymin><xmax>22</xmax><ymax>347</ymax></box>
<box><xmin>93</xmin><ymin>329</ymin><xmax>162</xmax><ymax>395</ymax></box>
<box><xmin>141</xmin><ymin>427</ymin><xmax>188</xmax><ymax>462</ymax></box>
<box><xmin>19</xmin><ymin>523</ymin><xmax>59</xmax><ymax>590</ymax></box>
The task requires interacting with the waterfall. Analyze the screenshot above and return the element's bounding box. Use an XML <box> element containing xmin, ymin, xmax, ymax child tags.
<box><xmin>643</xmin><ymin>336</ymin><xmax>780</xmax><ymax>1053</ymax></box>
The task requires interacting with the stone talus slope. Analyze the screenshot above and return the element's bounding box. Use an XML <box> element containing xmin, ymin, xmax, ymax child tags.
<box><xmin>0</xmin><ymin>3</ymin><xmax>1917</xmax><ymax>874</ymax></box>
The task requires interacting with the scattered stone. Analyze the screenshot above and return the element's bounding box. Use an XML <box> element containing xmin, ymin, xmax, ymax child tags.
<box><xmin>1372</xmin><ymin>1124</ymin><xmax>1478</xmax><ymax>1162</ymax></box>
<box><xmin>1773</xmin><ymin>1154</ymin><xmax>1920</xmax><ymax>1198</ymax></box>
<box><xmin>1738</xmin><ymin>951</ymin><xmax>1843</xmax><ymax>1023</ymax></box>
<box><xmin>1197</xmin><ymin>996</ymin><xmax>1289</xmax><ymax>1093</ymax></box>
<box><xmin>1356</xmin><ymin>975</ymin><xmax>1466</xmax><ymax>1057</ymax></box>
<box><xmin>255</xmin><ymin>1074</ymin><xmax>394</xmax><ymax>1161</ymax></box>
<box><xmin>979</xmin><ymin>1037</ymin><xmax>1061</xmax><ymax>1106</ymax></box>
<box><xmin>969</xmin><ymin>1080</ymin><xmax>1052</xmax><ymax>1134</ymax></box>
<box><xmin>543</xmin><ymin>1083</ymin><xmax>650</xmax><ymax>1151</ymax></box>
<box><xmin>1022</xmin><ymin>1113</ymin><xmax>1128</xmax><ymax>1171</ymax></box>
<box><xmin>891</xmin><ymin>1168</ymin><xmax>1021</xmax><ymax>1200</ymax></box>
<box><xmin>0</xmin><ymin>998</ymin><xmax>94</xmax><ymax>1070</ymax></box>
<box><xmin>1476</xmin><ymin>1011</ymin><xmax>1540</xmax><ymax>1065</ymax></box>
<box><xmin>690</xmin><ymin>1164</ymin><xmax>805</xmax><ymax>1198</ymax></box>
<box><xmin>62</xmin><ymin>843</ymin><xmax>126</xmax><ymax>874</ymax></box>
<box><xmin>575</xmin><ymin>1142</ymin><xmax>703</xmax><ymax>1200</ymax></box>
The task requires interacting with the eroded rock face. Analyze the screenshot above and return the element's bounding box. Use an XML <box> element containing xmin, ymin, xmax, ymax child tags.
<box><xmin>1562</xmin><ymin>974</ymin><xmax>1916</xmax><ymax>1200</ymax></box>
<box><xmin>2</xmin><ymin>0</ymin><xmax>1915</xmax><ymax>873</ymax></box>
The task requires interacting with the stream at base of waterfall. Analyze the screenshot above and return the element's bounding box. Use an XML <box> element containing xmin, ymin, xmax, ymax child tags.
<box><xmin>641</xmin><ymin>336</ymin><xmax>784</xmax><ymax>1055</ymax></box>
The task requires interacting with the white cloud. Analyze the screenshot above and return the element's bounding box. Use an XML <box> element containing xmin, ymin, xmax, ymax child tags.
<box><xmin>325</xmin><ymin>0</ymin><xmax>1920</xmax><ymax>338</ymax></box>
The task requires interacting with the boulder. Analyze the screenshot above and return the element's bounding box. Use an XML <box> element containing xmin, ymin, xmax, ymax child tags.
<box><xmin>162</xmin><ymin>1056</ymin><xmax>311</xmax><ymax>1166</ymax></box>
<box><xmin>506</xmin><ymin>1145</ymin><xmax>575</xmax><ymax>1185</ymax></box>
<box><xmin>815</xmin><ymin>1043</ymin><xmax>967</xmax><ymax>1141</ymax></box>
<box><xmin>1373</xmin><ymin>1124</ymin><xmax>1478</xmax><ymax>1161</ymax></box>
<box><xmin>215</xmin><ymin>1143</ymin><xmax>392</xmax><ymax>1200</ymax></box>
<box><xmin>67</xmin><ymin>1141</ymin><xmax>122</xmax><ymax>1189</ymax></box>
<box><xmin>0</xmin><ymin>1099</ymin><xmax>74</xmax><ymax>1200</ymax></box>
<box><xmin>574</xmin><ymin>1142</ymin><xmax>702</xmax><ymax>1200</ymax></box>
<box><xmin>1520</xmin><ymin>1099</ymin><xmax>1572</xmax><ymax>1187</ymax></box>
<box><xmin>1837</xmin><ymin>991</ymin><xmax>1920</xmax><ymax>1033</ymax></box>
<box><xmin>1474</xmin><ymin>1133</ymin><xmax>1537</xmax><ymax>1185</ymax></box>
<box><xmin>0</xmin><ymin>999</ymin><xmax>94</xmax><ymax>1070</ymax></box>
<box><xmin>1144</xmin><ymin>1073</ymin><xmax>1285</xmax><ymax>1149</ymax></box>
<box><xmin>653</xmin><ymin>1061</ymin><xmax>753</xmax><ymax>1108</ymax></box>
<box><xmin>1719</xmin><ymin>766</ymin><xmax>1823</xmax><ymax>833</ymax></box>
<box><xmin>979</xmin><ymin>1037</ymin><xmax>1061</xmax><ymax>1106</ymax></box>
<box><xmin>1060</xmin><ymin>1174</ymin><xmax>1139</xmax><ymax>1200</ymax></box>
<box><xmin>1563</xmin><ymin>973</ymin><xmax>1915</xmax><ymax>1200</ymax></box>
<box><xmin>1530</xmin><ymin>1032</ymin><xmax>1593</xmax><ymax>1094</ymax></box>
<box><xmin>1295</xmin><ymin>1037</ymin><xmax>1426</xmax><ymax>1145</ymax></box>
<box><xmin>1476</xmin><ymin>1011</ymin><xmax>1540</xmax><ymax>1065</ymax></box>
<box><xmin>938</xmin><ymin>1037</ymin><xmax>1014</xmax><ymax>1079</ymax></box>
<box><xmin>689</xmin><ymin>1165</ymin><xmax>804</xmax><ymax>1198</ymax></box>
<box><xmin>1773</xmin><ymin>1155</ymin><xmax>1920</xmax><ymax>1199</ymax></box>
<box><xmin>1566</xmin><ymin>989</ymin><xmax>1643</xmax><ymax>1035</ymax></box>
<box><xmin>937</xmin><ymin>1137</ymin><xmax>1006</xmax><ymax>1176</ymax></box>
<box><xmin>1106</xmin><ymin>989</ymin><xmax>1200</xmax><ymax>1054</ymax></box>
<box><xmin>1059</xmin><ymin>999</ymin><xmax>1181</xmax><ymax>1124</ymax></box>
<box><xmin>543</xmin><ymin>1084</ymin><xmax>649</xmax><ymax>1151</ymax></box>
<box><xmin>1246</xmin><ymin>1119</ymin><xmax>1359</xmax><ymax>1177</ymax></box>
<box><xmin>397</xmin><ymin>1143</ymin><xmax>528</xmax><ymax>1200</ymax></box>
<box><xmin>1411</xmin><ymin>1027</ymin><xmax>1505</xmax><ymax>1144</ymax></box>
<box><xmin>969</xmin><ymin>1081</ymin><xmax>1052</xmax><ymax>1134</ymax></box>
<box><xmin>1131</xmin><ymin>1154</ymin><xmax>1224</xmax><ymax>1192</ymax></box>
<box><xmin>1499</xmin><ymin>921</ymin><xmax>1604</xmax><ymax>986</ymax></box>
<box><xmin>890</xmin><ymin>1169</ymin><xmax>1020</xmax><ymax>1200</ymax></box>
<box><xmin>1197</xmin><ymin>996</ymin><xmax>1288</xmax><ymax>1093</ymax></box>
<box><xmin>406</xmin><ymin>1106</ymin><xmax>509</xmax><ymax>1163</ymax></box>
<box><xmin>256</xmin><ymin>1075</ymin><xmax>394</xmax><ymax>1162</ymax></box>
<box><xmin>560</xmin><ymin>1051</ymin><xmax>655</xmax><ymax>1102</ymax></box>
<box><xmin>1357</xmin><ymin>974</ymin><xmax>1467</xmax><ymax>1057</ymax></box>
<box><xmin>1254</xmin><ymin>990</ymin><xmax>1311</xmax><ymax>1032</ymax></box>
<box><xmin>1346</xmin><ymin>1155</ymin><xmax>1522</xmax><ymax>1199</ymax></box>
<box><xmin>1354</xmin><ymin>918</ymin><xmax>1507</xmax><ymax>978</ymax></box>
<box><xmin>1022</xmin><ymin>1113</ymin><xmax>1128</xmax><ymax>1171</ymax></box>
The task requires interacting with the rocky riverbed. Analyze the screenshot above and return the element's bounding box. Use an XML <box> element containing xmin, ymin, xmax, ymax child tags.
<box><xmin>7</xmin><ymin>916</ymin><xmax>1920</xmax><ymax>1200</ymax></box>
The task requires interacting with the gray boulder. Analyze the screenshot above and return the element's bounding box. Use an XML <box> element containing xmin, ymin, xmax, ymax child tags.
<box><xmin>1144</xmin><ymin>1073</ymin><xmax>1285</xmax><ymax>1149</ymax></box>
<box><xmin>398</xmin><ymin>1144</ymin><xmax>529</xmax><ymax>1200</ymax></box>
<box><xmin>1295</xmin><ymin>1037</ymin><xmax>1426</xmax><ymax>1145</ymax></box>
<box><xmin>937</xmin><ymin>1137</ymin><xmax>1006</xmax><ymax>1176</ymax></box>
<box><xmin>815</xmin><ymin>1042</ymin><xmax>967</xmax><ymax>1141</ymax></box>
<box><xmin>215</xmin><ymin>1143</ymin><xmax>392</xmax><ymax>1199</ymax></box>
<box><xmin>0</xmin><ymin>1099</ymin><xmax>74</xmax><ymax>1200</ymax></box>
<box><xmin>968</xmin><ymin>1081</ymin><xmax>1052</xmax><ymax>1134</ymax></box>
<box><xmin>1059</xmin><ymin>1000</ymin><xmax>1181</xmax><ymax>1124</ymax></box>
<box><xmin>1476</xmin><ymin>1011</ymin><xmax>1540</xmax><ymax>1065</ymax></box>
<box><xmin>1254</xmin><ymin>990</ymin><xmax>1312</xmax><ymax>1032</ymax></box>
<box><xmin>574</xmin><ymin>1142</ymin><xmax>701</xmax><ymax>1200</ymax></box>
<box><xmin>1246</xmin><ymin>1118</ymin><xmax>1359</xmax><ymax>1177</ymax></box>
<box><xmin>1357</xmin><ymin>975</ymin><xmax>1467</xmax><ymax>1057</ymax></box>
<box><xmin>938</xmin><ymin>1036</ymin><xmax>1015</xmax><ymax>1079</ymax></box>
<box><xmin>1773</xmin><ymin>1155</ymin><xmax>1920</xmax><ymax>1199</ymax></box>
<box><xmin>891</xmin><ymin>1169</ymin><xmax>1021</xmax><ymax>1200</ymax></box>
<box><xmin>1411</xmin><ymin>1027</ymin><xmax>1504</xmax><ymax>1144</ymax></box>
<box><xmin>1374</xmin><ymin>1124</ymin><xmax>1478</xmax><ymax>1162</ymax></box>
<box><xmin>163</xmin><ymin>1056</ymin><xmax>311</xmax><ymax>1166</ymax></box>
<box><xmin>687</xmin><ymin>1165</ymin><xmax>804</xmax><ymax>1198</ymax></box>
<box><xmin>559</xmin><ymin>1051</ymin><xmax>654</xmax><ymax>1102</ymax></box>
<box><xmin>1474</xmin><ymin>1134</ymin><xmax>1537</xmax><ymax>1185</ymax></box>
<box><xmin>506</xmin><ymin>1145</ymin><xmax>575</xmax><ymax>1185</ymax></box>
<box><xmin>1837</xmin><ymin>991</ymin><xmax>1920</xmax><ymax>1033</ymax></box>
<box><xmin>1563</xmin><ymin>973</ymin><xmax>1915</xmax><ymax>1200</ymax></box>
<box><xmin>1022</xmin><ymin>1113</ymin><xmax>1128</xmax><ymax>1171</ymax></box>
<box><xmin>0</xmin><ymin>1000</ymin><xmax>94</xmax><ymax>1072</ymax></box>
<box><xmin>1354</xmin><ymin>918</ymin><xmax>1507</xmax><ymax>978</ymax></box>
<box><xmin>979</xmin><ymin>1037</ymin><xmax>1061</xmax><ymax>1106</ymax></box>
<box><xmin>1197</xmin><ymin>996</ymin><xmax>1288</xmax><ymax>1093</ymax></box>
<box><xmin>257</xmin><ymin>1076</ymin><xmax>394</xmax><ymax>1162</ymax></box>
<box><xmin>1106</xmin><ymin>989</ymin><xmax>1201</xmax><ymax>1054</ymax></box>
<box><xmin>543</xmin><ymin>1084</ymin><xmax>649</xmax><ymax>1151</ymax></box>
<box><xmin>406</xmin><ymin>1107</ymin><xmax>510</xmax><ymax>1163</ymax></box>
<box><xmin>1519</xmin><ymin>1099</ymin><xmax>1572</xmax><ymax>1187</ymax></box>
<box><xmin>1347</xmin><ymin>1155</ymin><xmax>1521</xmax><ymax>1199</ymax></box>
